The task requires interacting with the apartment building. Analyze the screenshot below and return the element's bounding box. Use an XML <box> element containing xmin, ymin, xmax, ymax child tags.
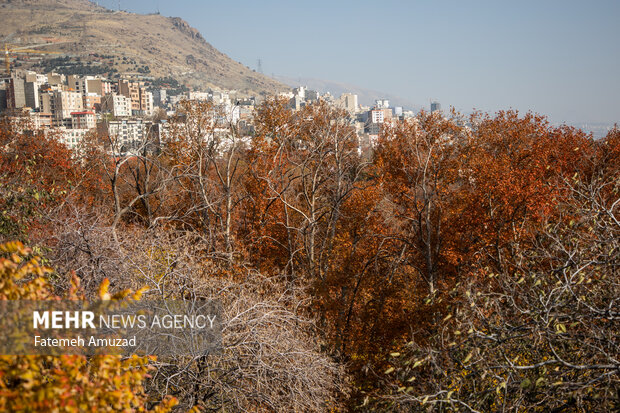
<box><xmin>71</xmin><ymin>111</ymin><xmax>96</xmax><ymax>129</ymax></box>
<box><xmin>101</xmin><ymin>93</ymin><xmax>131</xmax><ymax>117</ymax></box>
<box><xmin>51</xmin><ymin>90</ymin><xmax>84</xmax><ymax>124</ymax></box>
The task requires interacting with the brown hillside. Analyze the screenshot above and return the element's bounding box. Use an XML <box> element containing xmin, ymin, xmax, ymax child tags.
<box><xmin>0</xmin><ymin>0</ymin><xmax>287</xmax><ymax>95</ymax></box>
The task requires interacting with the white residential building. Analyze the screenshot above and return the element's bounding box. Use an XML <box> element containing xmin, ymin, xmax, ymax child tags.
<box><xmin>188</xmin><ymin>91</ymin><xmax>211</xmax><ymax>101</ymax></box>
<box><xmin>54</xmin><ymin>127</ymin><xmax>90</xmax><ymax>150</ymax></box>
<box><xmin>71</xmin><ymin>111</ymin><xmax>97</xmax><ymax>129</ymax></box>
<box><xmin>51</xmin><ymin>90</ymin><xmax>84</xmax><ymax>123</ymax></box>
<box><xmin>339</xmin><ymin>93</ymin><xmax>358</xmax><ymax>113</ymax></box>
<box><xmin>98</xmin><ymin>119</ymin><xmax>152</xmax><ymax>150</ymax></box>
<box><xmin>101</xmin><ymin>94</ymin><xmax>132</xmax><ymax>117</ymax></box>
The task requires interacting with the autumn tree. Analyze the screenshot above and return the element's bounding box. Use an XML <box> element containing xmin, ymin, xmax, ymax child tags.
<box><xmin>246</xmin><ymin>100</ymin><xmax>402</xmax><ymax>367</ymax></box>
<box><xmin>248</xmin><ymin>100</ymin><xmax>368</xmax><ymax>281</ymax></box>
<box><xmin>0</xmin><ymin>116</ymin><xmax>76</xmax><ymax>242</ymax></box>
<box><xmin>375</xmin><ymin>111</ymin><xmax>467</xmax><ymax>298</ymax></box>
<box><xmin>376</xmin><ymin>161</ymin><xmax>619</xmax><ymax>412</ymax></box>
<box><xmin>43</xmin><ymin>223</ymin><xmax>349</xmax><ymax>412</ymax></box>
<box><xmin>165</xmin><ymin>99</ymin><xmax>249</xmax><ymax>257</ymax></box>
<box><xmin>0</xmin><ymin>241</ymin><xmax>177</xmax><ymax>412</ymax></box>
<box><xmin>453</xmin><ymin>111</ymin><xmax>593</xmax><ymax>273</ymax></box>
<box><xmin>5</xmin><ymin>93</ymin><xmax>616</xmax><ymax>411</ymax></box>
<box><xmin>139</xmin><ymin>232</ymin><xmax>348</xmax><ymax>411</ymax></box>
<box><xmin>84</xmin><ymin>121</ymin><xmax>177</xmax><ymax>241</ymax></box>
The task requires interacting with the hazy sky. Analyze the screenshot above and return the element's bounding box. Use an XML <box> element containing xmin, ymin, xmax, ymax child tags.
<box><xmin>97</xmin><ymin>0</ymin><xmax>619</xmax><ymax>124</ymax></box>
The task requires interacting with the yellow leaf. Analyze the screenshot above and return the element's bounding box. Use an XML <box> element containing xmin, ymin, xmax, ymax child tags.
<box><xmin>99</xmin><ymin>278</ymin><xmax>111</xmax><ymax>300</ymax></box>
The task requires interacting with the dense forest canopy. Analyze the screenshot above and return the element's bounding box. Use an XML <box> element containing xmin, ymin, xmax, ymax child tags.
<box><xmin>0</xmin><ymin>101</ymin><xmax>618</xmax><ymax>411</ymax></box>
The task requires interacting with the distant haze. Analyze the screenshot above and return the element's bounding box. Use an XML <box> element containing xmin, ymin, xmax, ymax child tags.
<box><xmin>97</xmin><ymin>0</ymin><xmax>618</xmax><ymax>128</ymax></box>
<box><xmin>273</xmin><ymin>75</ymin><xmax>422</xmax><ymax>111</ymax></box>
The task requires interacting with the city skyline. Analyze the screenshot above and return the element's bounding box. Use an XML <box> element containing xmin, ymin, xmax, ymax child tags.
<box><xmin>95</xmin><ymin>0</ymin><xmax>620</xmax><ymax>126</ymax></box>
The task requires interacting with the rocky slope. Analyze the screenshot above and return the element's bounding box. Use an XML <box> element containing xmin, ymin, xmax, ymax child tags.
<box><xmin>0</xmin><ymin>0</ymin><xmax>287</xmax><ymax>95</ymax></box>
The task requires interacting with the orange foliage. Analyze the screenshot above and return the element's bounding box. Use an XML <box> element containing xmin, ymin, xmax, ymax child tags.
<box><xmin>0</xmin><ymin>241</ymin><xmax>177</xmax><ymax>412</ymax></box>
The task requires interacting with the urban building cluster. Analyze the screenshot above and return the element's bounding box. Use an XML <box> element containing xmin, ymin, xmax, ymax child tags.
<box><xmin>0</xmin><ymin>68</ymin><xmax>442</xmax><ymax>154</ymax></box>
<box><xmin>279</xmin><ymin>86</ymin><xmax>441</xmax><ymax>149</ymax></box>
<box><xmin>0</xmin><ymin>69</ymin><xmax>162</xmax><ymax>150</ymax></box>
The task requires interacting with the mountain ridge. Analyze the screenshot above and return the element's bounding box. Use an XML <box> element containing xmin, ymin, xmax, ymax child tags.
<box><xmin>0</xmin><ymin>0</ymin><xmax>287</xmax><ymax>96</ymax></box>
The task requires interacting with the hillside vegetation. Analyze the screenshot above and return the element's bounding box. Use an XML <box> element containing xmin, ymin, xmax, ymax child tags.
<box><xmin>0</xmin><ymin>0</ymin><xmax>286</xmax><ymax>95</ymax></box>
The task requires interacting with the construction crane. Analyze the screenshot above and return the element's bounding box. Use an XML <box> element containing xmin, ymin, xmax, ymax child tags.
<box><xmin>4</xmin><ymin>43</ymin><xmax>62</xmax><ymax>76</ymax></box>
